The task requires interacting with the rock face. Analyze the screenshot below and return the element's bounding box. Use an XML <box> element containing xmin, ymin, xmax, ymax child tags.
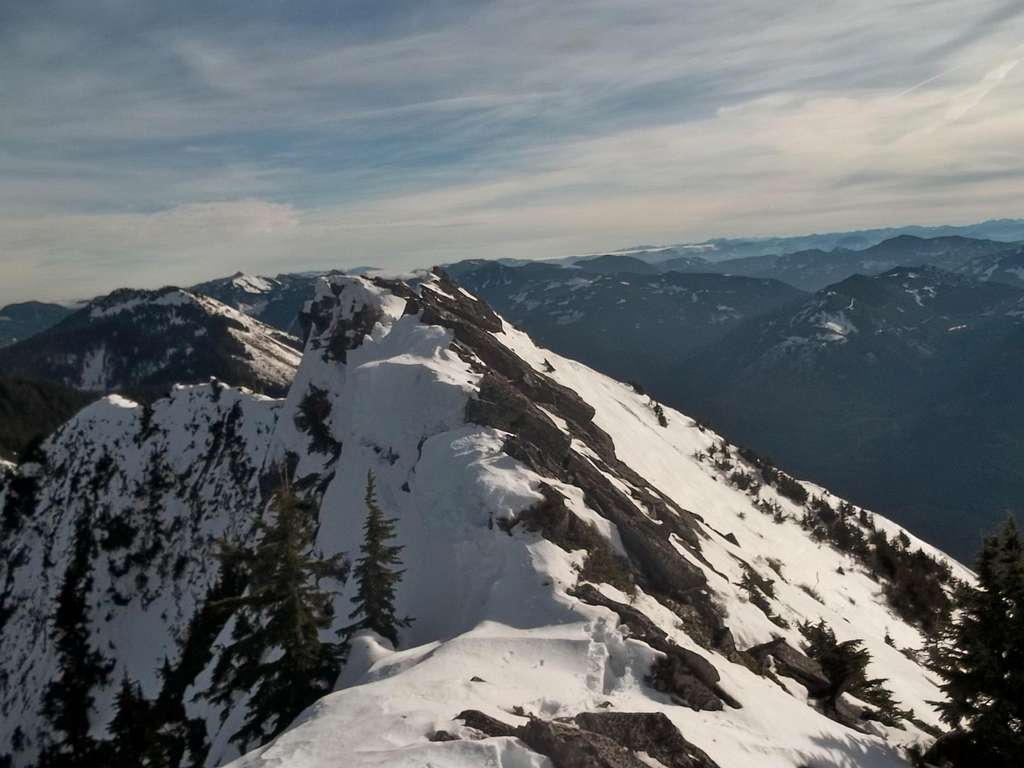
<box><xmin>573</xmin><ymin>712</ymin><xmax>720</xmax><ymax>768</ymax></box>
<box><xmin>455</xmin><ymin>710</ymin><xmax>721</xmax><ymax>768</ymax></box>
<box><xmin>0</xmin><ymin>271</ymin><xmax>970</xmax><ymax>768</ymax></box>
<box><xmin>519</xmin><ymin>719</ymin><xmax>651</xmax><ymax>768</ymax></box>
<box><xmin>748</xmin><ymin>638</ymin><xmax>831</xmax><ymax>697</ymax></box>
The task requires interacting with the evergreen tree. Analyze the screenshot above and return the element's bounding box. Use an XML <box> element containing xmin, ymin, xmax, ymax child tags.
<box><xmin>109</xmin><ymin>679</ymin><xmax>152</xmax><ymax>765</ymax></box>
<box><xmin>206</xmin><ymin>480</ymin><xmax>350</xmax><ymax>751</ymax></box>
<box><xmin>347</xmin><ymin>471</ymin><xmax>413</xmax><ymax>647</ymax></box>
<box><xmin>38</xmin><ymin>514</ymin><xmax>113</xmax><ymax>767</ymax></box>
<box><xmin>927</xmin><ymin>517</ymin><xmax>1024</xmax><ymax>766</ymax></box>
<box><xmin>800</xmin><ymin>620</ymin><xmax>907</xmax><ymax>725</ymax></box>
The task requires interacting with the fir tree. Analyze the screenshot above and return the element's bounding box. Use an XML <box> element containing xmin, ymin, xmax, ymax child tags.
<box><xmin>800</xmin><ymin>620</ymin><xmax>907</xmax><ymax>725</ymax></box>
<box><xmin>206</xmin><ymin>480</ymin><xmax>350</xmax><ymax>751</ymax></box>
<box><xmin>927</xmin><ymin>517</ymin><xmax>1024</xmax><ymax>767</ymax></box>
<box><xmin>347</xmin><ymin>471</ymin><xmax>413</xmax><ymax>647</ymax></box>
<box><xmin>38</xmin><ymin>514</ymin><xmax>113</xmax><ymax>767</ymax></box>
<box><xmin>110</xmin><ymin>679</ymin><xmax>153</xmax><ymax>765</ymax></box>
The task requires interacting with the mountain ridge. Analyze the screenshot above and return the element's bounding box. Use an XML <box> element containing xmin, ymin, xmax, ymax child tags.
<box><xmin>0</xmin><ymin>271</ymin><xmax>968</xmax><ymax>768</ymax></box>
<box><xmin>0</xmin><ymin>286</ymin><xmax>302</xmax><ymax>399</ymax></box>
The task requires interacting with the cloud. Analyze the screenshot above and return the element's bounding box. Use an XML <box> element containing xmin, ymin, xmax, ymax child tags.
<box><xmin>1</xmin><ymin>0</ymin><xmax>1024</xmax><ymax>303</ymax></box>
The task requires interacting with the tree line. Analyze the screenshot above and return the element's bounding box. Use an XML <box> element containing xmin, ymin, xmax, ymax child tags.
<box><xmin>29</xmin><ymin>470</ymin><xmax>410</xmax><ymax>767</ymax></box>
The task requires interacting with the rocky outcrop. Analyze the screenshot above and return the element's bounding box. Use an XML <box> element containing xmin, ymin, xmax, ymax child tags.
<box><xmin>571</xmin><ymin>584</ymin><xmax>740</xmax><ymax>710</ymax></box>
<box><xmin>573</xmin><ymin>712</ymin><xmax>720</xmax><ymax>768</ymax></box>
<box><xmin>455</xmin><ymin>709</ymin><xmax>519</xmax><ymax>738</ymax></box>
<box><xmin>748</xmin><ymin>638</ymin><xmax>830</xmax><ymax>697</ymax></box>
<box><xmin>518</xmin><ymin>719</ymin><xmax>650</xmax><ymax>768</ymax></box>
<box><xmin>454</xmin><ymin>710</ymin><xmax>721</xmax><ymax>768</ymax></box>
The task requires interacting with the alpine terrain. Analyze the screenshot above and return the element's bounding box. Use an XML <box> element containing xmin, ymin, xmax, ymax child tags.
<box><xmin>0</xmin><ymin>287</ymin><xmax>302</xmax><ymax>399</ymax></box>
<box><xmin>0</xmin><ymin>272</ymin><xmax>971</xmax><ymax>768</ymax></box>
<box><xmin>189</xmin><ymin>273</ymin><xmax>326</xmax><ymax>336</ymax></box>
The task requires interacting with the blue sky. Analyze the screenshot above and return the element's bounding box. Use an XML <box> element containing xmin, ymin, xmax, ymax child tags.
<box><xmin>2</xmin><ymin>0</ymin><xmax>1023</xmax><ymax>303</ymax></box>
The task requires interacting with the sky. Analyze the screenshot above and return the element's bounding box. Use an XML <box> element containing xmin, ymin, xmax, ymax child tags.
<box><xmin>2</xmin><ymin>0</ymin><xmax>1023</xmax><ymax>304</ymax></box>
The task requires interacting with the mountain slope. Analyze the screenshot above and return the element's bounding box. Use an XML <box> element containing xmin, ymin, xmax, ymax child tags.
<box><xmin>0</xmin><ymin>301</ymin><xmax>74</xmax><ymax>347</ymax></box>
<box><xmin>678</xmin><ymin>266</ymin><xmax>1024</xmax><ymax>559</ymax></box>
<box><xmin>0</xmin><ymin>377</ymin><xmax>97</xmax><ymax>461</ymax></box>
<box><xmin>0</xmin><ymin>287</ymin><xmax>302</xmax><ymax>398</ymax></box>
<box><xmin>0</xmin><ymin>273</ymin><xmax>968</xmax><ymax>768</ymax></box>
<box><xmin>956</xmin><ymin>244</ymin><xmax>1024</xmax><ymax>289</ymax></box>
<box><xmin>190</xmin><ymin>272</ymin><xmax>324</xmax><ymax>335</ymax></box>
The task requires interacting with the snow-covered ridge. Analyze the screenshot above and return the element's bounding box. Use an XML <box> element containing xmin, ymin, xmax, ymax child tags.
<box><xmin>0</xmin><ymin>272</ymin><xmax>967</xmax><ymax>768</ymax></box>
<box><xmin>0</xmin><ymin>286</ymin><xmax>302</xmax><ymax>397</ymax></box>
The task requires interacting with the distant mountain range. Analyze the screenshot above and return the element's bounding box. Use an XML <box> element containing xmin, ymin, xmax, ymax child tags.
<box><xmin>705</xmin><ymin>236</ymin><xmax>1020</xmax><ymax>291</ymax></box>
<box><xmin>545</xmin><ymin>234</ymin><xmax>1023</xmax><ymax>293</ymax></box>
<box><xmin>568</xmin><ymin>217</ymin><xmax>1024</xmax><ymax>265</ymax></box>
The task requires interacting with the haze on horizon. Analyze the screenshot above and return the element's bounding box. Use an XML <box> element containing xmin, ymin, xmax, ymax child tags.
<box><xmin>2</xmin><ymin>0</ymin><xmax>1023</xmax><ymax>304</ymax></box>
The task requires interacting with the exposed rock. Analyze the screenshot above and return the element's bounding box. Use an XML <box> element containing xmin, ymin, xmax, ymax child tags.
<box><xmin>455</xmin><ymin>710</ymin><xmax>519</xmax><ymax>738</ymax></box>
<box><xmin>465</xmin><ymin>364</ymin><xmax>718</xmax><ymax>641</ymax></box>
<box><xmin>573</xmin><ymin>712</ymin><xmax>721</xmax><ymax>768</ymax></box>
<box><xmin>427</xmin><ymin>730</ymin><xmax>459</xmax><ymax>742</ymax></box>
<box><xmin>303</xmin><ymin>279</ymin><xmax>384</xmax><ymax>362</ymax></box>
<box><xmin>572</xmin><ymin>584</ymin><xmax>740</xmax><ymax>710</ymax></box>
<box><xmin>513</xmin><ymin>485</ymin><xmax>606</xmax><ymax>553</ymax></box>
<box><xmin>518</xmin><ymin>719</ymin><xmax>650</xmax><ymax>768</ymax></box>
<box><xmin>747</xmin><ymin>638</ymin><xmax>830</xmax><ymax>697</ymax></box>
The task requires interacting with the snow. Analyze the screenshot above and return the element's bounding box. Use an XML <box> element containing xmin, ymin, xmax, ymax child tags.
<box><xmin>1</xmin><ymin>274</ymin><xmax>968</xmax><ymax>768</ymax></box>
<box><xmin>74</xmin><ymin>287</ymin><xmax>302</xmax><ymax>394</ymax></box>
<box><xmin>79</xmin><ymin>345</ymin><xmax>109</xmax><ymax>390</ymax></box>
<box><xmin>219</xmin><ymin>278</ymin><xmax>964</xmax><ymax>768</ymax></box>
<box><xmin>231</xmin><ymin>274</ymin><xmax>276</xmax><ymax>294</ymax></box>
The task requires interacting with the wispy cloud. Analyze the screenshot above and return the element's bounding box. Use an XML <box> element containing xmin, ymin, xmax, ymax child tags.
<box><xmin>1</xmin><ymin>0</ymin><xmax>1023</xmax><ymax>302</ymax></box>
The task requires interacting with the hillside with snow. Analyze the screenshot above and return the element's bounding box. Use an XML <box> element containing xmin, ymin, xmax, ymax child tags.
<box><xmin>190</xmin><ymin>272</ymin><xmax>326</xmax><ymax>335</ymax></box>
<box><xmin>0</xmin><ymin>272</ymin><xmax>969</xmax><ymax>768</ymax></box>
<box><xmin>0</xmin><ymin>287</ymin><xmax>301</xmax><ymax>399</ymax></box>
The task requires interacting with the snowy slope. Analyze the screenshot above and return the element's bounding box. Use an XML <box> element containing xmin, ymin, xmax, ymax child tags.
<box><xmin>0</xmin><ymin>273</ymin><xmax>968</xmax><ymax>768</ymax></box>
<box><xmin>190</xmin><ymin>272</ymin><xmax>326</xmax><ymax>335</ymax></box>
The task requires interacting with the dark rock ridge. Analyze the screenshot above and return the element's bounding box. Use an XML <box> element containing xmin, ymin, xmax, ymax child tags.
<box><xmin>573</xmin><ymin>712</ymin><xmax>720</xmax><ymax>768</ymax></box>
<box><xmin>455</xmin><ymin>710</ymin><xmax>721</xmax><ymax>768</ymax></box>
